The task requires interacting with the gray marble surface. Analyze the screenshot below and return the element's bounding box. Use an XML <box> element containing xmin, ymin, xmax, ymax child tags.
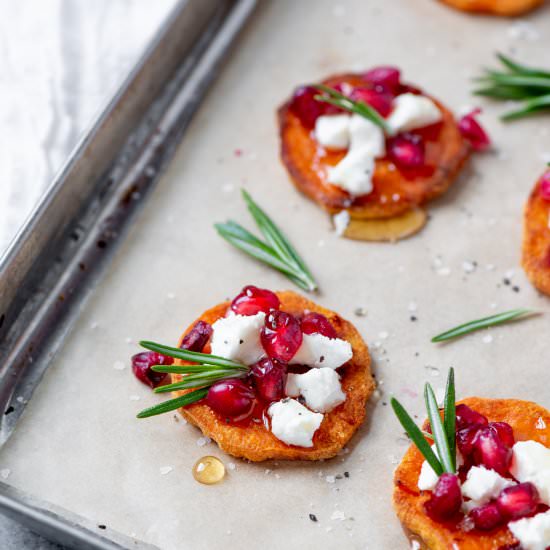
<box><xmin>0</xmin><ymin>1</ymin><xmax>177</xmax><ymax>547</ymax></box>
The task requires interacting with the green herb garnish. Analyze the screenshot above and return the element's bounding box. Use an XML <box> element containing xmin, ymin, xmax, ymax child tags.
<box><xmin>215</xmin><ymin>190</ymin><xmax>318</xmax><ymax>292</ymax></box>
<box><xmin>136</xmin><ymin>341</ymin><xmax>249</xmax><ymax>419</ymax></box>
<box><xmin>431</xmin><ymin>308</ymin><xmax>535</xmax><ymax>343</ymax></box>
<box><xmin>474</xmin><ymin>53</ymin><xmax>550</xmax><ymax>121</ymax></box>
<box><xmin>313</xmin><ymin>84</ymin><xmax>389</xmax><ymax>132</ymax></box>
<box><xmin>391</xmin><ymin>368</ymin><xmax>457</xmax><ymax>475</ymax></box>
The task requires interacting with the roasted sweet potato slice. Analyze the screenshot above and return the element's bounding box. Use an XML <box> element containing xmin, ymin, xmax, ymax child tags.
<box><xmin>440</xmin><ymin>0</ymin><xmax>543</xmax><ymax>16</ymax></box>
<box><xmin>278</xmin><ymin>73</ymin><xmax>470</xmax><ymax>220</ymax></box>
<box><xmin>393</xmin><ymin>397</ymin><xmax>550</xmax><ymax>549</ymax></box>
<box><xmin>171</xmin><ymin>290</ymin><xmax>374</xmax><ymax>462</ymax></box>
<box><xmin>522</xmin><ymin>174</ymin><xmax>550</xmax><ymax>296</ymax></box>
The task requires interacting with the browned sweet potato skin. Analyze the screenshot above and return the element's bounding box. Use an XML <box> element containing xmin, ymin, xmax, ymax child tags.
<box><xmin>440</xmin><ymin>0</ymin><xmax>543</xmax><ymax>16</ymax></box>
<box><xmin>278</xmin><ymin>73</ymin><xmax>470</xmax><ymax>220</ymax></box>
<box><xmin>171</xmin><ymin>290</ymin><xmax>374</xmax><ymax>462</ymax></box>
<box><xmin>522</xmin><ymin>175</ymin><xmax>550</xmax><ymax>296</ymax></box>
<box><xmin>393</xmin><ymin>397</ymin><xmax>550</xmax><ymax>549</ymax></box>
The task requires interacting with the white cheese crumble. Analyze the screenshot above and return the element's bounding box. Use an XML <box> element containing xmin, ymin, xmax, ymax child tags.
<box><xmin>327</xmin><ymin>114</ymin><xmax>385</xmax><ymax>196</ymax></box>
<box><xmin>314</xmin><ymin>114</ymin><xmax>351</xmax><ymax>150</ymax></box>
<box><xmin>461</xmin><ymin>465</ymin><xmax>515</xmax><ymax>505</ymax></box>
<box><xmin>291</xmin><ymin>332</ymin><xmax>353</xmax><ymax>369</ymax></box>
<box><xmin>418</xmin><ymin>446</ymin><xmax>464</xmax><ymax>491</ymax></box>
<box><xmin>509</xmin><ymin>510</ymin><xmax>550</xmax><ymax>550</ymax></box>
<box><xmin>268</xmin><ymin>398</ymin><xmax>323</xmax><ymax>447</ymax></box>
<box><xmin>386</xmin><ymin>93</ymin><xmax>442</xmax><ymax>135</ymax></box>
<box><xmin>510</xmin><ymin>440</ymin><xmax>550</xmax><ymax>505</ymax></box>
<box><xmin>333</xmin><ymin>210</ymin><xmax>350</xmax><ymax>237</ymax></box>
<box><xmin>210</xmin><ymin>312</ymin><xmax>266</xmax><ymax>365</ymax></box>
<box><xmin>286</xmin><ymin>368</ymin><xmax>346</xmax><ymax>412</ymax></box>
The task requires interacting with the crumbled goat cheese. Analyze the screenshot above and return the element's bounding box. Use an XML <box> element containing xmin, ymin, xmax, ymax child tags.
<box><xmin>510</xmin><ymin>440</ymin><xmax>550</xmax><ymax>505</ymax></box>
<box><xmin>291</xmin><ymin>332</ymin><xmax>353</xmax><ymax>369</ymax></box>
<box><xmin>461</xmin><ymin>465</ymin><xmax>515</xmax><ymax>505</ymax></box>
<box><xmin>286</xmin><ymin>368</ymin><xmax>346</xmax><ymax>412</ymax></box>
<box><xmin>268</xmin><ymin>399</ymin><xmax>323</xmax><ymax>447</ymax></box>
<box><xmin>386</xmin><ymin>93</ymin><xmax>442</xmax><ymax>135</ymax></box>
<box><xmin>509</xmin><ymin>509</ymin><xmax>550</xmax><ymax>550</ymax></box>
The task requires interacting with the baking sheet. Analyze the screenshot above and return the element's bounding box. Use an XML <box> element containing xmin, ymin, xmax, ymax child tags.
<box><xmin>2</xmin><ymin>1</ymin><xmax>550</xmax><ymax>548</ymax></box>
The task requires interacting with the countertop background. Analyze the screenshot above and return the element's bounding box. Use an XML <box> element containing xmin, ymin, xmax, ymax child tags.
<box><xmin>0</xmin><ymin>1</ymin><xmax>176</xmax><ymax>547</ymax></box>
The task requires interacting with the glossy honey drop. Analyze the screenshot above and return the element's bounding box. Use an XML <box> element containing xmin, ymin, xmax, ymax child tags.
<box><xmin>192</xmin><ymin>456</ymin><xmax>225</xmax><ymax>485</ymax></box>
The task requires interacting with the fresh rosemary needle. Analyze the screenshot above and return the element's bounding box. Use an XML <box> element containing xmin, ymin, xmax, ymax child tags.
<box><xmin>215</xmin><ymin>190</ymin><xmax>318</xmax><ymax>292</ymax></box>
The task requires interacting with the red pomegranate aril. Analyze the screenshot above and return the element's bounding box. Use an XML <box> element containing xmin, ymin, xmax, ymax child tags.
<box><xmin>206</xmin><ymin>379</ymin><xmax>255</xmax><ymax>418</ymax></box>
<box><xmin>458</xmin><ymin>108</ymin><xmax>491</xmax><ymax>152</ymax></box>
<box><xmin>496</xmin><ymin>483</ymin><xmax>540</xmax><ymax>521</ymax></box>
<box><xmin>180</xmin><ymin>320</ymin><xmax>212</xmax><ymax>352</ymax></box>
<box><xmin>473</xmin><ymin>427</ymin><xmax>512</xmax><ymax>475</ymax></box>
<box><xmin>261</xmin><ymin>310</ymin><xmax>303</xmax><ymax>362</ymax></box>
<box><xmin>540</xmin><ymin>172</ymin><xmax>550</xmax><ymax>201</ymax></box>
<box><xmin>301</xmin><ymin>312</ymin><xmax>337</xmax><ymax>339</ymax></box>
<box><xmin>362</xmin><ymin>66</ymin><xmax>401</xmax><ymax>93</ymax></box>
<box><xmin>251</xmin><ymin>358</ymin><xmax>287</xmax><ymax>402</ymax></box>
<box><xmin>457</xmin><ymin>424</ymin><xmax>484</xmax><ymax>457</ymax></box>
<box><xmin>424</xmin><ymin>473</ymin><xmax>463</xmax><ymax>522</ymax></box>
<box><xmin>231</xmin><ymin>285</ymin><xmax>280</xmax><ymax>316</ymax></box>
<box><xmin>131</xmin><ymin>352</ymin><xmax>173</xmax><ymax>389</ymax></box>
<box><xmin>488</xmin><ymin>422</ymin><xmax>515</xmax><ymax>448</ymax></box>
<box><xmin>456</xmin><ymin>404</ymin><xmax>488</xmax><ymax>430</ymax></box>
<box><xmin>387</xmin><ymin>133</ymin><xmax>425</xmax><ymax>170</ymax></box>
<box><xmin>469</xmin><ymin>502</ymin><xmax>505</xmax><ymax>531</ymax></box>
<box><xmin>349</xmin><ymin>87</ymin><xmax>393</xmax><ymax>117</ymax></box>
<box><xmin>289</xmin><ymin>86</ymin><xmax>339</xmax><ymax>129</ymax></box>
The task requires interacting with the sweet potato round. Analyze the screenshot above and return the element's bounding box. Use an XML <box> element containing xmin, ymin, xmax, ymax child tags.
<box><xmin>278</xmin><ymin>73</ymin><xmax>470</xmax><ymax>220</ymax></box>
<box><xmin>393</xmin><ymin>397</ymin><xmax>550</xmax><ymax>549</ymax></box>
<box><xmin>172</xmin><ymin>290</ymin><xmax>374</xmax><ymax>462</ymax></box>
<box><xmin>522</xmin><ymin>174</ymin><xmax>550</xmax><ymax>296</ymax></box>
<box><xmin>440</xmin><ymin>0</ymin><xmax>543</xmax><ymax>16</ymax></box>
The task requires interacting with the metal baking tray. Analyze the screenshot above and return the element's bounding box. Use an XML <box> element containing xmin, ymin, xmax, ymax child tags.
<box><xmin>0</xmin><ymin>0</ymin><xmax>256</xmax><ymax>547</ymax></box>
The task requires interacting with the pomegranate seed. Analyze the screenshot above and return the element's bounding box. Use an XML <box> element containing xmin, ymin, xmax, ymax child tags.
<box><xmin>473</xmin><ymin>427</ymin><xmax>512</xmax><ymax>475</ymax></box>
<box><xmin>540</xmin><ymin>171</ymin><xmax>550</xmax><ymax>201</ymax></box>
<box><xmin>349</xmin><ymin>87</ymin><xmax>393</xmax><ymax>117</ymax></box>
<box><xmin>261</xmin><ymin>310</ymin><xmax>303</xmax><ymax>362</ymax></box>
<box><xmin>424</xmin><ymin>473</ymin><xmax>462</xmax><ymax>522</ymax></box>
<box><xmin>131</xmin><ymin>352</ymin><xmax>173</xmax><ymax>389</ymax></box>
<box><xmin>387</xmin><ymin>133</ymin><xmax>425</xmax><ymax>170</ymax></box>
<box><xmin>457</xmin><ymin>424</ymin><xmax>484</xmax><ymax>457</ymax></box>
<box><xmin>289</xmin><ymin>86</ymin><xmax>339</xmax><ymax>129</ymax></box>
<box><xmin>180</xmin><ymin>320</ymin><xmax>212</xmax><ymax>352</ymax></box>
<box><xmin>456</xmin><ymin>404</ymin><xmax>488</xmax><ymax>430</ymax></box>
<box><xmin>469</xmin><ymin>502</ymin><xmax>505</xmax><ymax>531</ymax></box>
<box><xmin>251</xmin><ymin>358</ymin><xmax>287</xmax><ymax>402</ymax></box>
<box><xmin>301</xmin><ymin>312</ymin><xmax>337</xmax><ymax>339</ymax></box>
<box><xmin>496</xmin><ymin>483</ymin><xmax>540</xmax><ymax>521</ymax></box>
<box><xmin>458</xmin><ymin>109</ymin><xmax>491</xmax><ymax>152</ymax></box>
<box><xmin>362</xmin><ymin>66</ymin><xmax>401</xmax><ymax>93</ymax></box>
<box><xmin>206</xmin><ymin>379</ymin><xmax>255</xmax><ymax>418</ymax></box>
<box><xmin>488</xmin><ymin>422</ymin><xmax>515</xmax><ymax>448</ymax></box>
<box><xmin>231</xmin><ymin>286</ymin><xmax>280</xmax><ymax>316</ymax></box>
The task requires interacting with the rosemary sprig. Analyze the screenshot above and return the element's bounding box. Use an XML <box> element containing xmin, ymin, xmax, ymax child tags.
<box><xmin>431</xmin><ymin>308</ymin><xmax>535</xmax><ymax>343</ymax></box>
<box><xmin>136</xmin><ymin>341</ymin><xmax>249</xmax><ymax>419</ymax></box>
<box><xmin>313</xmin><ymin>84</ymin><xmax>389</xmax><ymax>132</ymax></box>
<box><xmin>215</xmin><ymin>190</ymin><xmax>318</xmax><ymax>292</ymax></box>
<box><xmin>474</xmin><ymin>53</ymin><xmax>550</xmax><ymax>120</ymax></box>
<box><xmin>391</xmin><ymin>368</ymin><xmax>457</xmax><ymax>476</ymax></box>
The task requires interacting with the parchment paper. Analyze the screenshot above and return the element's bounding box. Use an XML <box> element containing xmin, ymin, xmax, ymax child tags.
<box><xmin>2</xmin><ymin>1</ymin><xmax>550</xmax><ymax>548</ymax></box>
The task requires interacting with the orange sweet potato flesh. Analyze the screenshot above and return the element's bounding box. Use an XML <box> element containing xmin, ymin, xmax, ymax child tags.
<box><xmin>440</xmin><ymin>0</ymin><xmax>543</xmax><ymax>16</ymax></box>
<box><xmin>393</xmin><ymin>397</ymin><xmax>550</xmax><ymax>549</ymax></box>
<box><xmin>278</xmin><ymin>73</ymin><xmax>470</xmax><ymax>220</ymax></box>
<box><xmin>171</xmin><ymin>290</ymin><xmax>375</xmax><ymax>462</ymax></box>
<box><xmin>522</xmin><ymin>175</ymin><xmax>550</xmax><ymax>296</ymax></box>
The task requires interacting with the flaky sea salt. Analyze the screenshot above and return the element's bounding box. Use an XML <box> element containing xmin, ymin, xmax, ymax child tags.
<box><xmin>196</xmin><ymin>437</ymin><xmax>211</xmax><ymax>447</ymax></box>
<box><xmin>227</xmin><ymin>462</ymin><xmax>236</xmax><ymax>471</ymax></box>
<box><xmin>0</xmin><ymin>468</ymin><xmax>11</xmax><ymax>480</ymax></box>
<box><xmin>462</xmin><ymin>261</ymin><xmax>476</xmax><ymax>273</ymax></box>
<box><xmin>326</xmin><ymin>475</ymin><xmax>336</xmax><ymax>484</ymax></box>
<box><xmin>536</xmin><ymin>417</ymin><xmax>547</xmax><ymax>430</ymax></box>
<box><xmin>129</xmin><ymin>395</ymin><xmax>140</xmax><ymax>401</ymax></box>
<box><xmin>333</xmin><ymin>210</ymin><xmax>350</xmax><ymax>237</ymax></box>
<box><xmin>159</xmin><ymin>466</ymin><xmax>173</xmax><ymax>475</ymax></box>
<box><xmin>113</xmin><ymin>361</ymin><xmax>125</xmax><ymax>370</ymax></box>
<box><xmin>331</xmin><ymin>510</ymin><xmax>346</xmax><ymax>521</ymax></box>
<box><xmin>482</xmin><ymin>334</ymin><xmax>493</xmax><ymax>344</ymax></box>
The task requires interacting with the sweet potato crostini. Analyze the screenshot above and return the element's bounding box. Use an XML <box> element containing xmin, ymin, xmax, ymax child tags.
<box><xmin>440</xmin><ymin>0</ymin><xmax>543</xmax><ymax>16</ymax></box>
<box><xmin>134</xmin><ymin>286</ymin><xmax>374</xmax><ymax>462</ymax></box>
<box><xmin>278</xmin><ymin>67</ymin><xmax>488</xmax><ymax>240</ymax></box>
<box><xmin>392</xmin><ymin>370</ymin><xmax>550</xmax><ymax>549</ymax></box>
<box><xmin>522</xmin><ymin>168</ymin><xmax>550</xmax><ymax>297</ymax></box>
